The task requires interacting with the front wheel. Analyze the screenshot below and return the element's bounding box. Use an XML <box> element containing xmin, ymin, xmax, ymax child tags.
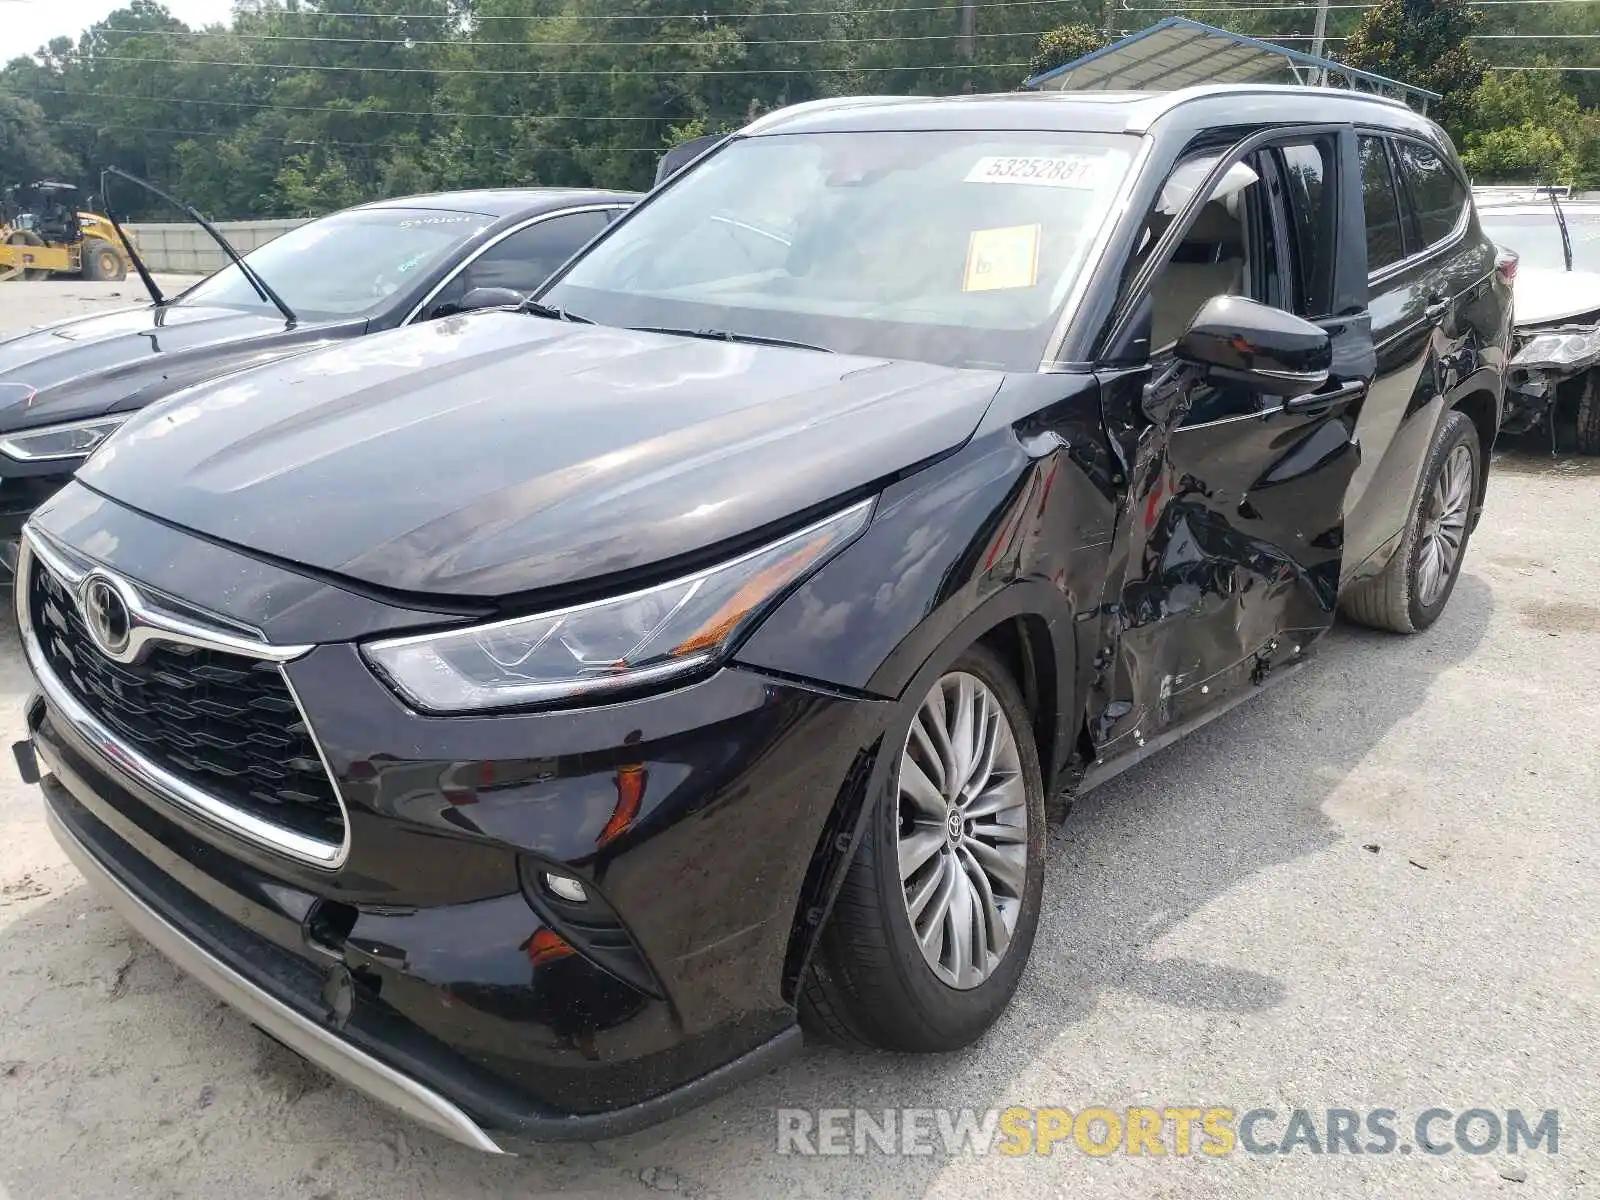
<box><xmin>80</xmin><ymin>238</ymin><xmax>127</xmax><ymax>282</ymax></box>
<box><xmin>801</xmin><ymin>644</ymin><xmax>1046</xmax><ymax>1051</ymax></box>
<box><xmin>1341</xmin><ymin>409</ymin><xmax>1480</xmax><ymax>633</ymax></box>
<box><xmin>1573</xmin><ymin>371</ymin><xmax>1600</xmax><ymax>456</ymax></box>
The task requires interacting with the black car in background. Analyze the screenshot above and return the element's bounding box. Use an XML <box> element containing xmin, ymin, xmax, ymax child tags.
<box><xmin>14</xmin><ymin>86</ymin><xmax>1509</xmax><ymax>1150</ymax></box>
<box><xmin>0</xmin><ymin>187</ymin><xmax>635</xmax><ymax>570</ymax></box>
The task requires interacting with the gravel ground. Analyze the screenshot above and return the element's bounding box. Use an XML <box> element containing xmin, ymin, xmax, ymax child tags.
<box><xmin>1</xmin><ymin>281</ymin><xmax>1597</xmax><ymax>1199</ymax></box>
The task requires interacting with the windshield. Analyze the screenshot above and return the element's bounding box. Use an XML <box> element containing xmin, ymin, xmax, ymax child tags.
<box><xmin>1478</xmin><ymin>209</ymin><xmax>1600</xmax><ymax>273</ymax></box>
<box><xmin>542</xmin><ymin>130</ymin><xmax>1140</xmax><ymax>371</ymax></box>
<box><xmin>177</xmin><ymin>207</ymin><xmax>492</xmax><ymax>320</ymax></box>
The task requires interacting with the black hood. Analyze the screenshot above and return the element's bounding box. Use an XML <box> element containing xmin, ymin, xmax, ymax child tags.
<box><xmin>80</xmin><ymin>311</ymin><xmax>1004</xmax><ymax>599</ymax></box>
<box><xmin>0</xmin><ymin>303</ymin><xmax>363</xmax><ymax>432</ymax></box>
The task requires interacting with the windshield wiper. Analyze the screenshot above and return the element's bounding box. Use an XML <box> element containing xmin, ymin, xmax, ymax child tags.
<box><xmin>519</xmin><ymin>299</ymin><xmax>592</xmax><ymax>323</ymax></box>
<box><xmin>104</xmin><ymin>167</ymin><xmax>297</xmax><ymax>325</ymax></box>
<box><xmin>632</xmin><ymin>325</ymin><xmax>833</xmax><ymax>353</ymax></box>
<box><xmin>1548</xmin><ymin>188</ymin><xmax>1574</xmax><ymax>272</ymax></box>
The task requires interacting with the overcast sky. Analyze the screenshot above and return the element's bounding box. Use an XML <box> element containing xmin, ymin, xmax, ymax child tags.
<box><xmin>4</xmin><ymin>0</ymin><xmax>235</xmax><ymax>56</ymax></box>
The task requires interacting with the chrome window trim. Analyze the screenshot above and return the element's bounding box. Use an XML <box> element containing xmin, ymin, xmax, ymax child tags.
<box><xmin>402</xmin><ymin>203</ymin><xmax>628</xmax><ymax>326</ymax></box>
<box><xmin>17</xmin><ymin>530</ymin><xmax>351</xmax><ymax>870</ymax></box>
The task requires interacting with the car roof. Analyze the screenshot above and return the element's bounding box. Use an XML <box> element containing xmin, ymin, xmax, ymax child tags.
<box><xmin>744</xmin><ymin>84</ymin><xmax>1437</xmax><ymax>140</ymax></box>
<box><xmin>351</xmin><ymin>187</ymin><xmax>639</xmax><ymax>219</ymax></box>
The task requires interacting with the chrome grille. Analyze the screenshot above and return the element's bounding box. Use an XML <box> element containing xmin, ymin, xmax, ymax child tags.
<box><xmin>28</xmin><ymin>553</ymin><xmax>345</xmax><ymax>848</ymax></box>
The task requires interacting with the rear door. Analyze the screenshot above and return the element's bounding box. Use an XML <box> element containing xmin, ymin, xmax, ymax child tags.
<box><xmin>1091</xmin><ymin>131</ymin><xmax>1369</xmax><ymax>753</ymax></box>
<box><xmin>1340</xmin><ymin>133</ymin><xmax>1484</xmax><ymax>581</ymax></box>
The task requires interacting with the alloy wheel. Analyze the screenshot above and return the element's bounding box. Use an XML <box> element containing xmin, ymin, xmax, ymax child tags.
<box><xmin>896</xmin><ymin>671</ymin><xmax>1029</xmax><ymax>990</ymax></box>
<box><xmin>1416</xmin><ymin>442</ymin><xmax>1474</xmax><ymax>608</ymax></box>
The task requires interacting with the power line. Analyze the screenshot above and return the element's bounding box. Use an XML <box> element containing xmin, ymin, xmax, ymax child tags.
<box><xmin>65</xmin><ymin>53</ymin><xmax>1030</xmax><ymax>73</ymax></box>
<box><xmin>36</xmin><ymin>115</ymin><xmax>663</xmax><ymax>150</ymax></box>
<box><xmin>0</xmin><ymin>86</ymin><xmax>742</xmax><ymax>120</ymax></box>
<box><xmin>1121</xmin><ymin>0</ymin><xmax>1595</xmax><ymax>8</ymax></box>
<box><xmin>87</xmin><ymin>27</ymin><xmax>1054</xmax><ymax>47</ymax></box>
<box><xmin>225</xmin><ymin>0</ymin><xmax>1087</xmax><ymax>18</ymax></box>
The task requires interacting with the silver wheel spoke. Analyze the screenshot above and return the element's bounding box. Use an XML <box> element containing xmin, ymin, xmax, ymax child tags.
<box><xmin>908</xmin><ymin>716</ymin><xmax>946</xmax><ymax>794</ymax></box>
<box><xmin>960</xmin><ymin>846</ymin><xmax>1010</xmax><ymax>961</ymax></box>
<box><xmin>900</xmin><ymin>753</ymin><xmax>947</xmax><ymax>820</ymax></box>
<box><xmin>944</xmin><ymin>861</ymin><xmax>976</xmax><ymax>984</ymax></box>
<box><xmin>965</xmin><ymin>835</ymin><xmax>1027</xmax><ymax>896</ymax></box>
<box><xmin>917</xmin><ymin>855</ymin><xmax>956</xmax><ymax>958</ymax></box>
<box><xmin>895</xmin><ymin>669</ymin><xmax>1031</xmax><ymax>990</ymax></box>
<box><xmin>947</xmin><ymin>677</ymin><xmax>977</xmax><ymax>791</ymax></box>
<box><xmin>906</xmin><ymin>856</ymin><xmax>945</xmax><ymax>923</ymax></box>
<box><xmin>921</xmin><ymin>689</ymin><xmax>959</xmax><ymax>798</ymax></box>
<box><xmin>899</xmin><ymin>825</ymin><xmax>945</xmax><ymax>880</ymax></box>
<box><xmin>965</xmin><ymin>773</ymin><xmax>1025</xmax><ymax>820</ymax></box>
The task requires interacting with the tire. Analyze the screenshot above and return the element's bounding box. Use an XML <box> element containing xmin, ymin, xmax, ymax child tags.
<box><xmin>1574</xmin><ymin>371</ymin><xmax>1600</xmax><ymax>456</ymax></box>
<box><xmin>80</xmin><ymin>238</ymin><xmax>127</xmax><ymax>282</ymax></box>
<box><xmin>6</xmin><ymin>231</ymin><xmax>49</xmax><ymax>281</ymax></box>
<box><xmin>800</xmin><ymin>643</ymin><xmax>1047</xmax><ymax>1052</ymax></box>
<box><xmin>1340</xmin><ymin>409</ymin><xmax>1480</xmax><ymax>634</ymax></box>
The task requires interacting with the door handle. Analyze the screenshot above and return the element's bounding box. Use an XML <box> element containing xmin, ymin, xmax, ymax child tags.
<box><xmin>1424</xmin><ymin>292</ymin><xmax>1452</xmax><ymax>322</ymax></box>
<box><xmin>1283</xmin><ymin>380</ymin><xmax>1366</xmax><ymax>414</ymax></box>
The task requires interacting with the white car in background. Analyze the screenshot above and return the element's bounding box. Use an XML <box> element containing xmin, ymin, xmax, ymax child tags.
<box><xmin>1475</xmin><ymin>188</ymin><xmax>1600</xmax><ymax>453</ymax></box>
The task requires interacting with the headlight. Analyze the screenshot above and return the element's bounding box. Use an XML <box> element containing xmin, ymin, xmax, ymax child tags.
<box><xmin>0</xmin><ymin>414</ymin><xmax>130</xmax><ymax>462</ymax></box>
<box><xmin>1512</xmin><ymin>326</ymin><xmax>1600</xmax><ymax>371</ymax></box>
<box><xmin>363</xmin><ymin>498</ymin><xmax>873</xmax><ymax>712</ymax></box>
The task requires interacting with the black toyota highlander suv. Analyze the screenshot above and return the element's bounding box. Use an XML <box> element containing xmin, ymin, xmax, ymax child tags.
<box><xmin>14</xmin><ymin>86</ymin><xmax>1511</xmax><ymax>1151</ymax></box>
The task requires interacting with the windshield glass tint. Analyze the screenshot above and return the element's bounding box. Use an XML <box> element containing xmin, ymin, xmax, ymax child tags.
<box><xmin>177</xmin><ymin>208</ymin><xmax>492</xmax><ymax>319</ymax></box>
<box><xmin>544</xmin><ymin>131</ymin><xmax>1140</xmax><ymax>370</ymax></box>
<box><xmin>1480</xmin><ymin>210</ymin><xmax>1600</xmax><ymax>273</ymax></box>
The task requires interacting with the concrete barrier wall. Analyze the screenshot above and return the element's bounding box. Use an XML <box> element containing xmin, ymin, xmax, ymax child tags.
<box><xmin>121</xmin><ymin>219</ymin><xmax>308</xmax><ymax>275</ymax></box>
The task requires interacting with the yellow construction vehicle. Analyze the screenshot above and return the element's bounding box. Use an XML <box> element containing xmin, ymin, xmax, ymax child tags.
<box><xmin>1</xmin><ymin>181</ymin><xmax>135</xmax><ymax>282</ymax></box>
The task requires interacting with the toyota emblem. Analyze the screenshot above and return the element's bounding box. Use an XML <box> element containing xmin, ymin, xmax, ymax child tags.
<box><xmin>82</xmin><ymin>574</ymin><xmax>132</xmax><ymax>657</ymax></box>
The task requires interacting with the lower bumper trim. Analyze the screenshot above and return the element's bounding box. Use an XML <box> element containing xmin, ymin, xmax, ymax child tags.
<box><xmin>43</xmin><ymin>802</ymin><xmax>505</xmax><ymax>1154</ymax></box>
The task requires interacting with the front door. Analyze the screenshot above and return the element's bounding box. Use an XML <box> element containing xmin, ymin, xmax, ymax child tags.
<box><xmin>1090</xmin><ymin>133</ymin><xmax>1369</xmax><ymax>757</ymax></box>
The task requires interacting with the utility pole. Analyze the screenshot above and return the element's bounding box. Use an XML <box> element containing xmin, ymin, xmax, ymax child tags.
<box><xmin>1309</xmin><ymin>0</ymin><xmax>1332</xmax><ymax>83</ymax></box>
<box><xmin>958</xmin><ymin>0</ymin><xmax>976</xmax><ymax>61</ymax></box>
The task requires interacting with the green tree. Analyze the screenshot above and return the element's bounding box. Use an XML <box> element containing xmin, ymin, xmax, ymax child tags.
<box><xmin>1029</xmin><ymin>23</ymin><xmax>1111</xmax><ymax>80</ymax></box>
<box><xmin>0</xmin><ymin>94</ymin><xmax>76</xmax><ymax>192</ymax></box>
<box><xmin>1342</xmin><ymin>0</ymin><xmax>1486</xmax><ymax>132</ymax></box>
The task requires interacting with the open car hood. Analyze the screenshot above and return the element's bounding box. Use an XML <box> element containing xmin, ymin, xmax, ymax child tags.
<box><xmin>1514</xmin><ymin>268</ymin><xmax>1600</xmax><ymax>329</ymax></box>
<box><xmin>0</xmin><ymin>303</ymin><xmax>358</xmax><ymax>431</ymax></box>
<box><xmin>79</xmin><ymin>311</ymin><xmax>1004</xmax><ymax>598</ymax></box>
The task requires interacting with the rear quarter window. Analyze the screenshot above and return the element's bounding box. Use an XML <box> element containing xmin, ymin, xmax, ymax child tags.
<box><xmin>1394</xmin><ymin>140</ymin><xmax>1469</xmax><ymax>248</ymax></box>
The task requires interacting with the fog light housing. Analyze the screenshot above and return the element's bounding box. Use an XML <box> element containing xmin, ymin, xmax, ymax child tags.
<box><xmin>544</xmin><ymin>873</ymin><xmax>589</xmax><ymax>903</ymax></box>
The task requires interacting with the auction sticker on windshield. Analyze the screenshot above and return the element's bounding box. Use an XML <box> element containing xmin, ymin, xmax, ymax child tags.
<box><xmin>965</xmin><ymin>155</ymin><xmax>1104</xmax><ymax>188</ymax></box>
<box><xmin>964</xmin><ymin>224</ymin><xmax>1041</xmax><ymax>292</ymax></box>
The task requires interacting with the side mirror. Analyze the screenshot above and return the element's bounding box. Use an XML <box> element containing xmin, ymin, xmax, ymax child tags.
<box><xmin>455</xmin><ymin>286</ymin><xmax>526</xmax><ymax>314</ymax></box>
<box><xmin>654</xmin><ymin>134</ymin><xmax>726</xmax><ymax>188</ymax></box>
<box><xmin>1176</xmin><ymin>295</ymin><xmax>1330</xmax><ymax>398</ymax></box>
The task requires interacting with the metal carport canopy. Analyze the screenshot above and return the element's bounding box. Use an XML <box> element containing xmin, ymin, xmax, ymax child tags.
<box><xmin>1023</xmin><ymin>17</ymin><xmax>1441</xmax><ymax>110</ymax></box>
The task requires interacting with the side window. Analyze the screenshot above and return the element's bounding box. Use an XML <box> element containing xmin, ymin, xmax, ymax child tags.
<box><xmin>463</xmin><ymin>210</ymin><xmax>612</xmax><ymax>294</ymax></box>
<box><xmin>1393</xmin><ymin>140</ymin><xmax>1468</xmax><ymax>248</ymax></box>
<box><xmin>1277</xmin><ymin>141</ymin><xmax>1336</xmax><ymax>318</ymax></box>
<box><xmin>1358</xmin><ymin>136</ymin><xmax>1406</xmax><ymax>274</ymax></box>
<box><xmin>1144</xmin><ymin>155</ymin><xmax>1265</xmax><ymax>352</ymax></box>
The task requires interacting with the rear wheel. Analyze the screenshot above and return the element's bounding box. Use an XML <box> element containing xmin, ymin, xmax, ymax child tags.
<box><xmin>801</xmin><ymin>644</ymin><xmax>1046</xmax><ymax>1051</ymax></box>
<box><xmin>80</xmin><ymin>238</ymin><xmax>126</xmax><ymax>282</ymax></box>
<box><xmin>1574</xmin><ymin>371</ymin><xmax>1600</xmax><ymax>456</ymax></box>
<box><xmin>1341</xmin><ymin>409</ymin><xmax>1480</xmax><ymax>633</ymax></box>
<box><xmin>6</xmin><ymin>231</ymin><xmax>49</xmax><ymax>281</ymax></box>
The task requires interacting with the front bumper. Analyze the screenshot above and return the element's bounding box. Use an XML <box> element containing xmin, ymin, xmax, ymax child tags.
<box><xmin>16</xmin><ymin>493</ymin><xmax>889</xmax><ymax>1148</ymax></box>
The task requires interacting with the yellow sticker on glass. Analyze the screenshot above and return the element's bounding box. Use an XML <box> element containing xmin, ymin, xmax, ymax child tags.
<box><xmin>963</xmin><ymin>223</ymin><xmax>1041</xmax><ymax>292</ymax></box>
